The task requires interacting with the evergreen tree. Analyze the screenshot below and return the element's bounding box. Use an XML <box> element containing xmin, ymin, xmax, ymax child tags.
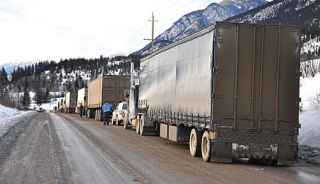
<box><xmin>22</xmin><ymin>91</ymin><xmax>30</xmax><ymax>108</ymax></box>
<box><xmin>35</xmin><ymin>88</ymin><xmax>44</xmax><ymax>105</ymax></box>
<box><xmin>34</xmin><ymin>81</ymin><xmax>44</xmax><ymax>105</ymax></box>
<box><xmin>44</xmin><ymin>88</ymin><xmax>50</xmax><ymax>102</ymax></box>
<box><xmin>1</xmin><ymin>67</ymin><xmax>8</xmax><ymax>85</ymax></box>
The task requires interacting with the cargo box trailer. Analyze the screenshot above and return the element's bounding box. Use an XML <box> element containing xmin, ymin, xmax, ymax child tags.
<box><xmin>59</xmin><ymin>98</ymin><xmax>66</xmax><ymax>113</ymax></box>
<box><xmin>56</xmin><ymin>97</ymin><xmax>65</xmax><ymax>113</ymax></box>
<box><xmin>65</xmin><ymin>92</ymin><xmax>77</xmax><ymax>113</ymax></box>
<box><xmin>129</xmin><ymin>22</ymin><xmax>301</xmax><ymax>164</ymax></box>
<box><xmin>87</xmin><ymin>75</ymin><xmax>130</xmax><ymax>121</ymax></box>
<box><xmin>76</xmin><ymin>88</ymin><xmax>88</xmax><ymax>116</ymax></box>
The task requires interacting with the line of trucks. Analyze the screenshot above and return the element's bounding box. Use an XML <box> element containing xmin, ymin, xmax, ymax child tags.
<box><xmin>55</xmin><ymin>22</ymin><xmax>302</xmax><ymax>165</ymax></box>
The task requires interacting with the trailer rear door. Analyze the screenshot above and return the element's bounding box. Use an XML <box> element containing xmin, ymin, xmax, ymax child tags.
<box><xmin>212</xmin><ymin>22</ymin><xmax>300</xmax><ymax>135</ymax></box>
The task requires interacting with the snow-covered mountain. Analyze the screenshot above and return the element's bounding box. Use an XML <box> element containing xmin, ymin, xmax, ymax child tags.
<box><xmin>134</xmin><ymin>0</ymin><xmax>267</xmax><ymax>55</ymax></box>
<box><xmin>0</xmin><ymin>62</ymin><xmax>34</xmax><ymax>75</ymax></box>
<box><xmin>226</xmin><ymin>0</ymin><xmax>319</xmax><ymax>32</ymax></box>
<box><xmin>227</xmin><ymin>0</ymin><xmax>320</xmax><ymax>60</ymax></box>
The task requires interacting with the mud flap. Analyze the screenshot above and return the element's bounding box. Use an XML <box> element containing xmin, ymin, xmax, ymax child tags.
<box><xmin>278</xmin><ymin>144</ymin><xmax>298</xmax><ymax>165</ymax></box>
<box><xmin>210</xmin><ymin>142</ymin><xmax>232</xmax><ymax>163</ymax></box>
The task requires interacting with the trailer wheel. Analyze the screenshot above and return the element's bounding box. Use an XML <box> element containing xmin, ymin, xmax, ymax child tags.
<box><xmin>136</xmin><ymin>116</ymin><xmax>140</xmax><ymax>134</ymax></box>
<box><xmin>189</xmin><ymin>128</ymin><xmax>202</xmax><ymax>157</ymax></box>
<box><xmin>201</xmin><ymin>131</ymin><xmax>211</xmax><ymax>162</ymax></box>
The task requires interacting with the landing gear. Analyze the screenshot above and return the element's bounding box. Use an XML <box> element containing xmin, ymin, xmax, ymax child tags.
<box><xmin>123</xmin><ymin>113</ymin><xmax>129</xmax><ymax>129</ymax></box>
<box><xmin>136</xmin><ymin>116</ymin><xmax>140</xmax><ymax>134</ymax></box>
<box><xmin>139</xmin><ymin>114</ymin><xmax>145</xmax><ymax>136</ymax></box>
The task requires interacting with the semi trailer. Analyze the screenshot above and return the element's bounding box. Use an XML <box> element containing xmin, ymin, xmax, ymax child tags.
<box><xmin>59</xmin><ymin>98</ymin><xmax>65</xmax><ymax>113</ymax></box>
<box><xmin>65</xmin><ymin>92</ymin><xmax>77</xmax><ymax>113</ymax></box>
<box><xmin>129</xmin><ymin>22</ymin><xmax>301</xmax><ymax>164</ymax></box>
<box><xmin>56</xmin><ymin>97</ymin><xmax>64</xmax><ymax>113</ymax></box>
<box><xmin>76</xmin><ymin>88</ymin><xmax>88</xmax><ymax>116</ymax></box>
<box><xmin>87</xmin><ymin>75</ymin><xmax>130</xmax><ymax>121</ymax></box>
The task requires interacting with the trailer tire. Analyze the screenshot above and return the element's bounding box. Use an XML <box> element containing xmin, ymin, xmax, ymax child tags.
<box><xmin>201</xmin><ymin>131</ymin><xmax>211</xmax><ymax>162</ymax></box>
<box><xmin>136</xmin><ymin>116</ymin><xmax>140</xmax><ymax>134</ymax></box>
<box><xmin>189</xmin><ymin>128</ymin><xmax>202</xmax><ymax>157</ymax></box>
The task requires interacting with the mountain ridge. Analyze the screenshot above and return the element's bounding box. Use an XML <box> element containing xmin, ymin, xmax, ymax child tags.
<box><xmin>133</xmin><ymin>0</ymin><xmax>268</xmax><ymax>55</ymax></box>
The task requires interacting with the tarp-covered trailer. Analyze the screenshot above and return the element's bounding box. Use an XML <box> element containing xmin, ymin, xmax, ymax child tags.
<box><xmin>130</xmin><ymin>22</ymin><xmax>301</xmax><ymax>164</ymax></box>
<box><xmin>87</xmin><ymin>75</ymin><xmax>130</xmax><ymax>121</ymax></box>
<box><xmin>65</xmin><ymin>92</ymin><xmax>77</xmax><ymax>113</ymax></box>
<box><xmin>76</xmin><ymin>88</ymin><xmax>88</xmax><ymax>116</ymax></box>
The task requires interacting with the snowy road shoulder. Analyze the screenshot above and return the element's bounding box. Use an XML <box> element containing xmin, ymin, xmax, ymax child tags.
<box><xmin>0</xmin><ymin>111</ymin><xmax>37</xmax><ymax>138</ymax></box>
<box><xmin>0</xmin><ymin>104</ymin><xmax>21</xmax><ymax>120</ymax></box>
<box><xmin>299</xmin><ymin>74</ymin><xmax>320</xmax><ymax>148</ymax></box>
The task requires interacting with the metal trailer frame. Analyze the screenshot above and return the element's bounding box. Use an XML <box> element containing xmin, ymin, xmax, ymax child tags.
<box><xmin>131</xmin><ymin>22</ymin><xmax>301</xmax><ymax>164</ymax></box>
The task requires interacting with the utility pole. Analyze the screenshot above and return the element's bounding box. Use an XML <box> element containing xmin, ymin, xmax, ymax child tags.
<box><xmin>144</xmin><ymin>12</ymin><xmax>158</xmax><ymax>53</ymax></box>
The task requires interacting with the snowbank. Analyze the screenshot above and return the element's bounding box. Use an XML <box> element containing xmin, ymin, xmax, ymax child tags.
<box><xmin>0</xmin><ymin>104</ymin><xmax>21</xmax><ymax>120</ymax></box>
<box><xmin>0</xmin><ymin>111</ymin><xmax>37</xmax><ymax>153</ymax></box>
<box><xmin>299</xmin><ymin>74</ymin><xmax>320</xmax><ymax>148</ymax></box>
<box><xmin>0</xmin><ymin>104</ymin><xmax>37</xmax><ymax>138</ymax></box>
<box><xmin>0</xmin><ymin>111</ymin><xmax>34</xmax><ymax>137</ymax></box>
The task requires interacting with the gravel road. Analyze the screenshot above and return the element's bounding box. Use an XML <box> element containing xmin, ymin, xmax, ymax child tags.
<box><xmin>1</xmin><ymin>112</ymin><xmax>320</xmax><ymax>184</ymax></box>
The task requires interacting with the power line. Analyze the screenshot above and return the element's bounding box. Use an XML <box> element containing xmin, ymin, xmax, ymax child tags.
<box><xmin>144</xmin><ymin>12</ymin><xmax>158</xmax><ymax>53</ymax></box>
<box><xmin>129</xmin><ymin>0</ymin><xmax>207</xmax><ymax>54</ymax></box>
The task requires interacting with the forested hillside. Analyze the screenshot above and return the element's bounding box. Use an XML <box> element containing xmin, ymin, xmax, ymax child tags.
<box><xmin>0</xmin><ymin>55</ymin><xmax>140</xmax><ymax>109</ymax></box>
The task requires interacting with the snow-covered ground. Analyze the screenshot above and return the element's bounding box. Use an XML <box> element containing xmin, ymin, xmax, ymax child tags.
<box><xmin>302</xmin><ymin>36</ymin><xmax>320</xmax><ymax>55</ymax></box>
<box><xmin>0</xmin><ymin>104</ymin><xmax>21</xmax><ymax>120</ymax></box>
<box><xmin>0</xmin><ymin>105</ymin><xmax>37</xmax><ymax>138</ymax></box>
<box><xmin>299</xmin><ymin>74</ymin><xmax>320</xmax><ymax>148</ymax></box>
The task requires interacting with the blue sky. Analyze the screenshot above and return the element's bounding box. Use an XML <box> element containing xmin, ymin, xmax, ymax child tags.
<box><xmin>0</xmin><ymin>0</ymin><xmax>234</xmax><ymax>64</ymax></box>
